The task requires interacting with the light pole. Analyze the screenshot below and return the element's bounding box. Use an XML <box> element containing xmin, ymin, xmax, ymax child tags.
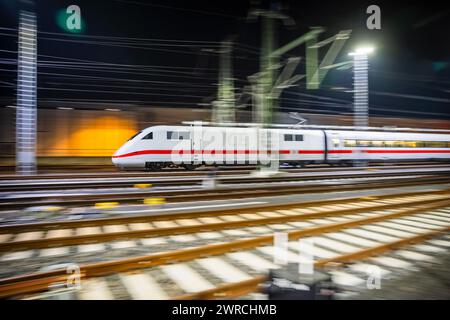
<box><xmin>349</xmin><ymin>47</ymin><xmax>374</xmax><ymax>128</ymax></box>
<box><xmin>16</xmin><ymin>6</ymin><xmax>37</xmax><ymax>175</ymax></box>
<box><xmin>349</xmin><ymin>46</ymin><xmax>374</xmax><ymax>167</ymax></box>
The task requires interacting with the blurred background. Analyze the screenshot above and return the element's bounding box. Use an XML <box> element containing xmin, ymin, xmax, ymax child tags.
<box><xmin>0</xmin><ymin>0</ymin><xmax>449</xmax><ymax>169</ymax></box>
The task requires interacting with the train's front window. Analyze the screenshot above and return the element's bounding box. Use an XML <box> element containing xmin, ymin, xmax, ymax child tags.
<box><xmin>127</xmin><ymin>131</ymin><xmax>142</xmax><ymax>141</ymax></box>
<box><xmin>142</xmin><ymin>132</ymin><xmax>153</xmax><ymax>140</ymax></box>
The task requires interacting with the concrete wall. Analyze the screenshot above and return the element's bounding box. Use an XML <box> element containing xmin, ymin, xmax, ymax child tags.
<box><xmin>0</xmin><ymin>106</ymin><xmax>212</xmax><ymax>166</ymax></box>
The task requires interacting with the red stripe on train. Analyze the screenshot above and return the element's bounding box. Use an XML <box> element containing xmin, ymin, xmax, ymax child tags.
<box><xmin>112</xmin><ymin>150</ymin><xmax>172</xmax><ymax>158</ymax></box>
<box><xmin>364</xmin><ymin>150</ymin><xmax>450</xmax><ymax>154</ymax></box>
<box><xmin>328</xmin><ymin>150</ymin><xmax>353</xmax><ymax>154</ymax></box>
<box><xmin>113</xmin><ymin>149</ymin><xmax>300</xmax><ymax>158</ymax></box>
<box><xmin>112</xmin><ymin>149</ymin><xmax>450</xmax><ymax>158</ymax></box>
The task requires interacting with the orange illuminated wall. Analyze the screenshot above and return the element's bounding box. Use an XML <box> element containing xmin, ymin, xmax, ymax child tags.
<box><xmin>39</xmin><ymin>110</ymin><xmax>138</xmax><ymax>157</ymax></box>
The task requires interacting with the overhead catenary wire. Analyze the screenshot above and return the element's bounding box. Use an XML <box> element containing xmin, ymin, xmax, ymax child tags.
<box><xmin>0</xmin><ymin>25</ymin><xmax>448</xmax><ymax>120</ymax></box>
<box><xmin>112</xmin><ymin>0</ymin><xmax>242</xmax><ymax>19</ymax></box>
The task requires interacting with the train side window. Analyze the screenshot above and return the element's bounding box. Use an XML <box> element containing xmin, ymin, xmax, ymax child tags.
<box><xmin>142</xmin><ymin>132</ymin><xmax>153</xmax><ymax>140</ymax></box>
<box><xmin>167</xmin><ymin>131</ymin><xmax>190</xmax><ymax>140</ymax></box>
<box><xmin>332</xmin><ymin>139</ymin><xmax>340</xmax><ymax>148</ymax></box>
<box><xmin>416</xmin><ymin>141</ymin><xmax>425</xmax><ymax>148</ymax></box>
<box><xmin>357</xmin><ymin>140</ymin><xmax>371</xmax><ymax>147</ymax></box>
<box><xmin>167</xmin><ymin>131</ymin><xmax>178</xmax><ymax>140</ymax></box>
<box><xmin>179</xmin><ymin>131</ymin><xmax>190</xmax><ymax>140</ymax></box>
<box><xmin>432</xmin><ymin>141</ymin><xmax>446</xmax><ymax>148</ymax></box>
<box><xmin>416</xmin><ymin>141</ymin><xmax>448</xmax><ymax>148</ymax></box>
<box><xmin>423</xmin><ymin>141</ymin><xmax>441</xmax><ymax>148</ymax></box>
<box><xmin>344</xmin><ymin>140</ymin><xmax>356</xmax><ymax>147</ymax></box>
<box><xmin>295</xmin><ymin>134</ymin><xmax>303</xmax><ymax>141</ymax></box>
<box><xmin>403</xmin><ymin>141</ymin><xmax>416</xmax><ymax>148</ymax></box>
<box><xmin>334</xmin><ymin>140</ymin><xmax>448</xmax><ymax>148</ymax></box>
<box><xmin>372</xmin><ymin>140</ymin><xmax>384</xmax><ymax>147</ymax></box>
<box><xmin>284</xmin><ymin>134</ymin><xmax>293</xmax><ymax>141</ymax></box>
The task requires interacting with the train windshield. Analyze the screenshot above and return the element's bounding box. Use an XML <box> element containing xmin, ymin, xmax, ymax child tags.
<box><xmin>127</xmin><ymin>131</ymin><xmax>142</xmax><ymax>141</ymax></box>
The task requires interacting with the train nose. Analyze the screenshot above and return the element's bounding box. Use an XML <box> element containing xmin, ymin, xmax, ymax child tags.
<box><xmin>111</xmin><ymin>156</ymin><xmax>119</xmax><ymax>166</ymax></box>
<box><xmin>112</xmin><ymin>148</ymin><xmax>124</xmax><ymax>167</ymax></box>
<box><xmin>111</xmin><ymin>154</ymin><xmax>121</xmax><ymax>167</ymax></box>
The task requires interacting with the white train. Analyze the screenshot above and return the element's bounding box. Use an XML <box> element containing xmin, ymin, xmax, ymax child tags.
<box><xmin>112</xmin><ymin>124</ymin><xmax>450</xmax><ymax>170</ymax></box>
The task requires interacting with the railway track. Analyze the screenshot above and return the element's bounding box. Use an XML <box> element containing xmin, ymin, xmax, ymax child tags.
<box><xmin>0</xmin><ymin>190</ymin><xmax>449</xmax><ymax>299</ymax></box>
<box><xmin>1</xmin><ymin>174</ymin><xmax>449</xmax><ymax>211</ymax></box>
<box><xmin>1</xmin><ymin>166</ymin><xmax>450</xmax><ymax>192</ymax></box>
<box><xmin>0</xmin><ymin>189</ymin><xmax>449</xmax><ymax>252</ymax></box>
<box><xmin>175</xmin><ymin>228</ymin><xmax>449</xmax><ymax>300</ymax></box>
<box><xmin>0</xmin><ymin>162</ymin><xmax>445</xmax><ymax>180</ymax></box>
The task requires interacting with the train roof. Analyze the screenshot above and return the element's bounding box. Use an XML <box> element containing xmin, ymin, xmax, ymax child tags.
<box><xmin>181</xmin><ymin>121</ymin><xmax>450</xmax><ymax>134</ymax></box>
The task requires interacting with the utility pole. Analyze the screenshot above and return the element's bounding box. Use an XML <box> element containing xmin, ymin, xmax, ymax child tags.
<box><xmin>248</xmin><ymin>5</ymin><xmax>294</xmax><ymax>174</ymax></box>
<box><xmin>306</xmin><ymin>28</ymin><xmax>320</xmax><ymax>89</ymax></box>
<box><xmin>213</xmin><ymin>39</ymin><xmax>235</xmax><ymax>123</ymax></box>
<box><xmin>258</xmin><ymin>14</ymin><xmax>276</xmax><ymax>125</ymax></box>
<box><xmin>246</xmin><ymin>3</ymin><xmax>350</xmax><ymax>174</ymax></box>
<box><xmin>349</xmin><ymin>46</ymin><xmax>374</xmax><ymax>166</ymax></box>
<box><xmin>16</xmin><ymin>3</ymin><xmax>37</xmax><ymax>175</ymax></box>
<box><xmin>252</xmin><ymin>8</ymin><xmax>294</xmax><ymax>125</ymax></box>
<box><xmin>353</xmin><ymin>53</ymin><xmax>369</xmax><ymax>127</ymax></box>
<box><xmin>254</xmin><ymin>23</ymin><xmax>326</xmax><ymax>124</ymax></box>
<box><xmin>349</xmin><ymin>47</ymin><xmax>374</xmax><ymax>128</ymax></box>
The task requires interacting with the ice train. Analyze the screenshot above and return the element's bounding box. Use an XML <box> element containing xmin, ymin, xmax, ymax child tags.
<box><xmin>112</xmin><ymin>124</ymin><xmax>450</xmax><ymax>170</ymax></box>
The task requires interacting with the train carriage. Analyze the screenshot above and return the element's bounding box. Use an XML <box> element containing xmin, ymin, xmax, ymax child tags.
<box><xmin>326</xmin><ymin>130</ymin><xmax>450</xmax><ymax>163</ymax></box>
<box><xmin>112</xmin><ymin>124</ymin><xmax>450</xmax><ymax>170</ymax></box>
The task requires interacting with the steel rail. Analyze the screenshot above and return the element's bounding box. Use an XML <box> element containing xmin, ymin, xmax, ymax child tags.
<box><xmin>1</xmin><ymin>193</ymin><xmax>449</xmax><ymax>251</ymax></box>
<box><xmin>1</xmin><ymin>175</ymin><xmax>449</xmax><ymax>211</ymax></box>
<box><xmin>0</xmin><ymin>163</ymin><xmax>445</xmax><ymax>180</ymax></box>
<box><xmin>0</xmin><ymin>198</ymin><xmax>449</xmax><ymax>299</ymax></box>
<box><xmin>174</xmin><ymin>227</ymin><xmax>450</xmax><ymax>300</ymax></box>
<box><xmin>3</xmin><ymin>187</ymin><xmax>449</xmax><ymax>234</ymax></box>
<box><xmin>1</xmin><ymin>168</ymin><xmax>449</xmax><ymax>191</ymax></box>
<box><xmin>1</xmin><ymin>190</ymin><xmax>449</xmax><ymax>252</ymax></box>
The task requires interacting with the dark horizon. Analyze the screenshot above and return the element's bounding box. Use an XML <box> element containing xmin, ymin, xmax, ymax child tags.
<box><xmin>0</xmin><ymin>0</ymin><xmax>449</xmax><ymax>120</ymax></box>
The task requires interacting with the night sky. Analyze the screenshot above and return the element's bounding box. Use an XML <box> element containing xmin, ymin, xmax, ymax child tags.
<box><xmin>0</xmin><ymin>0</ymin><xmax>449</xmax><ymax>119</ymax></box>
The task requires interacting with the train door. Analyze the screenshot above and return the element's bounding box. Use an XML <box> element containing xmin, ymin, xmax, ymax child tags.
<box><xmin>191</xmin><ymin>126</ymin><xmax>202</xmax><ymax>165</ymax></box>
<box><xmin>258</xmin><ymin>129</ymin><xmax>279</xmax><ymax>168</ymax></box>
